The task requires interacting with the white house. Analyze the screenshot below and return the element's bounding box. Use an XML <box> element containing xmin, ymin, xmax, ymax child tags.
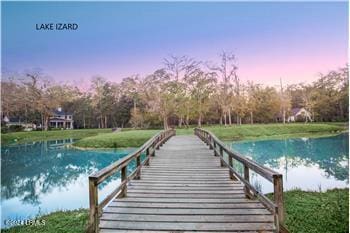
<box><xmin>49</xmin><ymin>107</ymin><xmax>74</xmax><ymax>129</ymax></box>
<box><xmin>287</xmin><ymin>107</ymin><xmax>312</xmax><ymax>122</ymax></box>
<box><xmin>2</xmin><ymin>116</ymin><xmax>37</xmax><ymax>131</ymax></box>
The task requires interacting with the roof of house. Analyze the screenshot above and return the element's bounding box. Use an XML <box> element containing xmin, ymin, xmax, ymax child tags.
<box><xmin>53</xmin><ymin>109</ymin><xmax>73</xmax><ymax>116</ymax></box>
<box><xmin>3</xmin><ymin>116</ymin><xmax>22</xmax><ymax>123</ymax></box>
<box><xmin>291</xmin><ymin>107</ymin><xmax>311</xmax><ymax>116</ymax></box>
<box><xmin>291</xmin><ymin>108</ymin><xmax>302</xmax><ymax>116</ymax></box>
<box><xmin>276</xmin><ymin>107</ymin><xmax>310</xmax><ymax>118</ymax></box>
<box><xmin>49</xmin><ymin>118</ymin><xmax>70</xmax><ymax>122</ymax></box>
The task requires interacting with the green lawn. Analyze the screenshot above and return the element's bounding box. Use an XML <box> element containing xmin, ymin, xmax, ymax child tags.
<box><xmin>1</xmin><ymin>123</ymin><xmax>347</xmax><ymax>148</ymax></box>
<box><xmin>2</xmin><ymin>209</ymin><xmax>88</xmax><ymax>233</ymax></box>
<box><xmin>202</xmin><ymin>123</ymin><xmax>347</xmax><ymax>141</ymax></box>
<box><xmin>1</xmin><ymin>128</ymin><xmax>111</xmax><ymax>145</ymax></box>
<box><xmin>4</xmin><ymin>189</ymin><xmax>348</xmax><ymax>233</ymax></box>
<box><xmin>269</xmin><ymin>188</ymin><xmax>349</xmax><ymax>233</ymax></box>
<box><xmin>73</xmin><ymin>129</ymin><xmax>161</xmax><ymax>148</ymax></box>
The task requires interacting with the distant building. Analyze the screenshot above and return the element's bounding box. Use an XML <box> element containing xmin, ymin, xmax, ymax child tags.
<box><xmin>2</xmin><ymin>116</ymin><xmax>36</xmax><ymax>131</ymax></box>
<box><xmin>49</xmin><ymin>107</ymin><xmax>74</xmax><ymax>129</ymax></box>
<box><xmin>287</xmin><ymin>107</ymin><xmax>312</xmax><ymax>122</ymax></box>
<box><xmin>2</xmin><ymin>116</ymin><xmax>20</xmax><ymax>126</ymax></box>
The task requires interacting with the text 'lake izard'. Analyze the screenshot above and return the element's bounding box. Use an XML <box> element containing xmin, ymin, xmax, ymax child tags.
<box><xmin>35</xmin><ymin>23</ymin><xmax>78</xmax><ymax>30</ymax></box>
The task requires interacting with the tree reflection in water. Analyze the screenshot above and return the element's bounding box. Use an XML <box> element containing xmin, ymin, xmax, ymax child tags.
<box><xmin>1</xmin><ymin>139</ymin><xmax>136</xmax><ymax>206</ymax></box>
<box><xmin>228</xmin><ymin>133</ymin><xmax>349</xmax><ymax>192</ymax></box>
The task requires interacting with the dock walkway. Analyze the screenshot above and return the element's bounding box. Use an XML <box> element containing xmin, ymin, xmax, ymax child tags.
<box><xmin>88</xmin><ymin>129</ymin><xmax>286</xmax><ymax>232</ymax></box>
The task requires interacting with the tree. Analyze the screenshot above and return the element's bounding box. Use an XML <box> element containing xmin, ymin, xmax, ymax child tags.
<box><xmin>90</xmin><ymin>77</ymin><xmax>107</xmax><ymax>128</ymax></box>
<box><xmin>232</xmin><ymin>76</ymin><xmax>245</xmax><ymax>125</ymax></box>
<box><xmin>113</xmin><ymin>95</ymin><xmax>134</xmax><ymax>128</ymax></box>
<box><xmin>279</xmin><ymin>78</ymin><xmax>291</xmax><ymax>124</ymax></box>
<box><xmin>2</xmin><ymin>60</ymin><xmax>347</xmax><ymax>130</ymax></box>
<box><xmin>185</xmin><ymin>69</ymin><xmax>217</xmax><ymax>127</ymax></box>
<box><xmin>209</xmin><ymin>52</ymin><xmax>238</xmax><ymax>125</ymax></box>
<box><xmin>164</xmin><ymin>55</ymin><xmax>200</xmax><ymax>126</ymax></box>
<box><xmin>23</xmin><ymin>72</ymin><xmax>63</xmax><ymax>130</ymax></box>
<box><xmin>246</xmin><ymin>82</ymin><xmax>259</xmax><ymax>124</ymax></box>
<box><xmin>249</xmin><ymin>86</ymin><xmax>280</xmax><ymax>123</ymax></box>
<box><xmin>143</xmin><ymin>69</ymin><xmax>174</xmax><ymax>129</ymax></box>
<box><xmin>309</xmin><ymin>67</ymin><xmax>349</xmax><ymax>122</ymax></box>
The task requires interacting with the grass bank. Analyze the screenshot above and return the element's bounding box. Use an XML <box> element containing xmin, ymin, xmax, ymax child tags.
<box><xmin>1</xmin><ymin>128</ymin><xmax>111</xmax><ymax>145</ymax></box>
<box><xmin>203</xmin><ymin>123</ymin><xmax>347</xmax><ymax>141</ymax></box>
<box><xmin>2</xmin><ymin>209</ymin><xmax>88</xmax><ymax>233</ymax></box>
<box><xmin>73</xmin><ymin>123</ymin><xmax>346</xmax><ymax>148</ymax></box>
<box><xmin>2</xmin><ymin>123</ymin><xmax>346</xmax><ymax>148</ymax></box>
<box><xmin>4</xmin><ymin>188</ymin><xmax>348</xmax><ymax>233</ymax></box>
<box><xmin>268</xmin><ymin>188</ymin><xmax>349</xmax><ymax>233</ymax></box>
<box><xmin>73</xmin><ymin>129</ymin><xmax>160</xmax><ymax>148</ymax></box>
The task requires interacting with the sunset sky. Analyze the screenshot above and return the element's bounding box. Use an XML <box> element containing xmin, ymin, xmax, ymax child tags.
<box><xmin>2</xmin><ymin>2</ymin><xmax>348</xmax><ymax>86</ymax></box>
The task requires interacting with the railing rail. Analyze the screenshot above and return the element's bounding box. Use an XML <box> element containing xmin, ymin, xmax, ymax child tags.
<box><xmin>88</xmin><ymin>129</ymin><xmax>176</xmax><ymax>233</ymax></box>
<box><xmin>194</xmin><ymin>128</ymin><xmax>287</xmax><ymax>233</ymax></box>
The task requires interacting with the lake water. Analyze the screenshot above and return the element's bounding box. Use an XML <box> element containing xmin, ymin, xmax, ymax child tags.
<box><xmin>1</xmin><ymin>139</ymin><xmax>137</xmax><ymax>227</ymax></box>
<box><xmin>1</xmin><ymin>134</ymin><xmax>348</xmax><ymax>227</ymax></box>
<box><xmin>228</xmin><ymin>133</ymin><xmax>349</xmax><ymax>193</ymax></box>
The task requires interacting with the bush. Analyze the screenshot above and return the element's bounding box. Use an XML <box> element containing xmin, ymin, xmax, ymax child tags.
<box><xmin>8</xmin><ymin>125</ymin><xmax>25</xmax><ymax>132</ymax></box>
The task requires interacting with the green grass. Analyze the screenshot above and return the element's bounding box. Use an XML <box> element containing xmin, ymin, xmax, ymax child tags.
<box><xmin>73</xmin><ymin>129</ymin><xmax>160</xmax><ymax>148</ymax></box>
<box><xmin>74</xmin><ymin>123</ymin><xmax>346</xmax><ymax>148</ymax></box>
<box><xmin>2</xmin><ymin>209</ymin><xmax>88</xmax><ymax>233</ymax></box>
<box><xmin>2</xmin><ymin>123</ymin><xmax>347</xmax><ymax>148</ymax></box>
<box><xmin>176</xmin><ymin>123</ymin><xmax>347</xmax><ymax>140</ymax></box>
<box><xmin>1</xmin><ymin>128</ymin><xmax>111</xmax><ymax>145</ymax></box>
<box><xmin>202</xmin><ymin>123</ymin><xmax>347</xmax><ymax>141</ymax></box>
<box><xmin>268</xmin><ymin>188</ymin><xmax>349</xmax><ymax>233</ymax></box>
<box><xmin>3</xmin><ymin>189</ymin><xmax>347</xmax><ymax>233</ymax></box>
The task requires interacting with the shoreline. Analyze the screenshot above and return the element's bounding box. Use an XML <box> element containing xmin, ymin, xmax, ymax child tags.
<box><xmin>2</xmin><ymin>126</ymin><xmax>347</xmax><ymax>149</ymax></box>
<box><xmin>69</xmin><ymin>144</ymin><xmax>136</xmax><ymax>151</ymax></box>
<box><xmin>225</xmin><ymin>130</ymin><xmax>348</xmax><ymax>144</ymax></box>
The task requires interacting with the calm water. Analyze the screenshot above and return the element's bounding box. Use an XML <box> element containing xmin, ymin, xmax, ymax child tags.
<box><xmin>1</xmin><ymin>134</ymin><xmax>348</xmax><ymax>226</ymax></box>
<box><xmin>228</xmin><ymin>133</ymin><xmax>349</xmax><ymax>193</ymax></box>
<box><xmin>1</xmin><ymin>139</ymin><xmax>137</xmax><ymax>227</ymax></box>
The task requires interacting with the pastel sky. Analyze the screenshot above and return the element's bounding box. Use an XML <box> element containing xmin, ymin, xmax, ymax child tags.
<box><xmin>1</xmin><ymin>1</ymin><xmax>348</xmax><ymax>86</ymax></box>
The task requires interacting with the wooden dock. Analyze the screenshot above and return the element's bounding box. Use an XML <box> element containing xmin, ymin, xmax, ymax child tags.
<box><xmin>88</xmin><ymin>129</ymin><xmax>287</xmax><ymax>233</ymax></box>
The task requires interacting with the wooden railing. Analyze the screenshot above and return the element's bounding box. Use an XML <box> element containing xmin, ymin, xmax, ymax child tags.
<box><xmin>87</xmin><ymin>129</ymin><xmax>176</xmax><ymax>233</ymax></box>
<box><xmin>195</xmin><ymin>128</ymin><xmax>288</xmax><ymax>233</ymax></box>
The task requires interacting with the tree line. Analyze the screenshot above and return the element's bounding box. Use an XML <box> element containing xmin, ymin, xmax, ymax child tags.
<box><xmin>1</xmin><ymin>52</ymin><xmax>348</xmax><ymax>130</ymax></box>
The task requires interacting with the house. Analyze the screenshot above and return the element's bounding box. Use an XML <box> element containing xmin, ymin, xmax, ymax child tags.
<box><xmin>2</xmin><ymin>116</ymin><xmax>36</xmax><ymax>131</ymax></box>
<box><xmin>2</xmin><ymin>115</ymin><xmax>19</xmax><ymax>126</ymax></box>
<box><xmin>287</xmin><ymin>107</ymin><xmax>312</xmax><ymax>122</ymax></box>
<box><xmin>49</xmin><ymin>107</ymin><xmax>74</xmax><ymax>129</ymax></box>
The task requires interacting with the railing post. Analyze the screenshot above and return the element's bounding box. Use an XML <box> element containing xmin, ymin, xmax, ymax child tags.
<box><xmin>120</xmin><ymin>166</ymin><xmax>127</xmax><ymax>198</ymax></box>
<box><xmin>209</xmin><ymin>136</ymin><xmax>213</xmax><ymax>149</ymax></box>
<box><xmin>151</xmin><ymin>141</ymin><xmax>156</xmax><ymax>156</ymax></box>
<box><xmin>228</xmin><ymin>154</ymin><xmax>235</xmax><ymax>180</ymax></box>
<box><xmin>219</xmin><ymin>147</ymin><xmax>224</xmax><ymax>167</ymax></box>
<box><xmin>160</xmin><ymin>133</ymin><xmax>164</xmax><ymax>147</ymax></box>
<box><xmin>244</xmin><ymin>164</ymin><xmax>250</xmax><ymax>198</ymax></box>
<box><xmin>88</xmin><ymin>177</ymin><xmax>98</xmax><ymax>233</ymax></box>
<box><xmin>145</xmin><ymin>148</ymin><xmax>150</xmax><ymax>165</ymax></box>
<box><xmin>156</xmin><ymin>137</ymin><xmax>160</xmax><ymax>149</ymax></box>
<box><xmin>273</xmin><ymin>174</ymin><xmax>284</xmax><ymax>225</ymax></box>
<box><xmin>213</xmin><ymin>141</ymin><xmax>217</xmax><ymax>156</ymax></box>
<box><xmin>135</xmin><ymin>154</ymin><xmax>141</xmax><ymax>179</ymax></box>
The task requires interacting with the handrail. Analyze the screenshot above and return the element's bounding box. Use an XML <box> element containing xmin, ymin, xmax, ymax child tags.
<box><xmin>88</xmin><ymin>129</ymin><xmax>176</xmax><ymax>233</ymax></box>
<box><xmin>194</xmin><ymin>128</ymin><xmax>287</xmax><ymax>233</ymax></box>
